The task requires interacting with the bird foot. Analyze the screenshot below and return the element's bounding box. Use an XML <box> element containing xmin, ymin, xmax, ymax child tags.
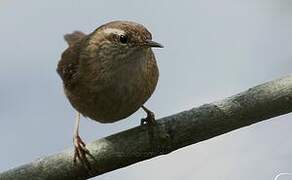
<box><xmin>141</xmin><ymin>107</ymin><xmax>156</xmax><ymax>125</ymax></box>
<box><xmin>73</xmin><ymin>135</ymin><xmax>92</xmax><ymax>170</ymax></box>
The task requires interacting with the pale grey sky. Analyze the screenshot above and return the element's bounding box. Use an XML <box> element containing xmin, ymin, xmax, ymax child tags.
<box><xmin>1</xmin><ymin>0</ymin><xmax>292</xmax><ymax>179</ymax></box>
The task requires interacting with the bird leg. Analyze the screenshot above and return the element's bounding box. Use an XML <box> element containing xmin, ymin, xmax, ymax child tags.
<box><xmin>73</xmin><ymin>112</ymin><xmax>92</xmax><ymax>170</ymax></box>
<box><xmin>140</xmin><ymin>105</ymin><xmax>156</xmax><ymax>125</ymax></box>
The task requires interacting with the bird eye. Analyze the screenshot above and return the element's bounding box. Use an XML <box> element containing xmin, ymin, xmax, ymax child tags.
<box><xmin>119</xmin><ymin>35</ymin><xmax>128</xmax><ymax>44</ymax></box>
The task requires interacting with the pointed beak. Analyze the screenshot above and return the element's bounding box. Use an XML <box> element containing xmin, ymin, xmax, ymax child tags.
<box><xmin>145</xmin><ymin>40</ymin><xmax>164</xmax><ymax>48</ymax></box>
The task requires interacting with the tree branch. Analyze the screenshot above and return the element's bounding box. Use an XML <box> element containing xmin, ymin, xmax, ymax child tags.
<box><xmin>1</xmin><ymin>75</ymin><xmax>292</xmax><ymax>180</ymax></box>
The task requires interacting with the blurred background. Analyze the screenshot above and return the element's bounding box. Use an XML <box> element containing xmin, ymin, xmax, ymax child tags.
<box><xmin>1</xmin><ymin>0</ymin><xmax>292</xmax><ymax>179</ymax></box>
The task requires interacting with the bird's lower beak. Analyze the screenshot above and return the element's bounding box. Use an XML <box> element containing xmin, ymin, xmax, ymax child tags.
<box><xmin>145</xmin><ymin>40</ymin><xmax>164</xmax><ymax>48</ymax></box>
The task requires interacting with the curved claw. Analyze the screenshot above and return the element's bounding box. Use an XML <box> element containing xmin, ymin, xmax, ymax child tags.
<box><xmin>140</xmin><ymin>106</ymin><xmax>156</xmax><ymax>125</ymax></box>
<box><xmin>73</xmin><ymin>135</ymin><xmax>92</xmax><ymax>170</ymax></box>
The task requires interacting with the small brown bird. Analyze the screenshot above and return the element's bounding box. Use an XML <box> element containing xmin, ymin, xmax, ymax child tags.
<box><xmin>57</xmin><ymin>21</ymin><xmax>163</xmax><ymax>166</ymax></box>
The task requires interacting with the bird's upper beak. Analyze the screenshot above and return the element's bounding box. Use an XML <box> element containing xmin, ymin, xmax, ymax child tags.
<box><xmin>145</xmin><ymin>40</ymin><xmax>164</xmax><ymax>48</ymax></box>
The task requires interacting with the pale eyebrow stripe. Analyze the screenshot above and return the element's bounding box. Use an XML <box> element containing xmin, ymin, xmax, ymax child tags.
<box><xmin>103</xmin><ymin>28</ymin><xmax>125</xmax><ymax>35</ymax></box>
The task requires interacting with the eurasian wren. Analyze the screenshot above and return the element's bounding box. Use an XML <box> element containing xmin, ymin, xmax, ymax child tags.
<box><xmin>57</xmin><ymin>21</ymin><xmax>163</xmax><ymax>167</ymax></box>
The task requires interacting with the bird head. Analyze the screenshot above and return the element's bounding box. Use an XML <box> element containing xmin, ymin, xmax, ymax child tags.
<box><xmin>97</xmin><ymin>21</ymin><xmax>163</xmax><ymax>49</ymax></box>
<box><xmin>84</xmin><ymin>21</ymin><xmax>163</xmax><ymax>62</ymax></box>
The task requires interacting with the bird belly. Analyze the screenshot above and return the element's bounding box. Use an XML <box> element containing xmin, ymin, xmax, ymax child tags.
<box><xmin>66</xmin><ymin>69</ymin><xmax>156</xmax><ymax>123</ymax></box>
<box><xmin>90</xmin><ymin>79</ymin><xmax>149</xmax><ymax>123</ymax></box>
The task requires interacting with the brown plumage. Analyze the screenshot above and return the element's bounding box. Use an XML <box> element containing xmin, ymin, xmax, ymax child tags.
<box><xmin>57</xmin><ymin>21</ymin><xmax>163</xmax><ymax>167</ymax></box>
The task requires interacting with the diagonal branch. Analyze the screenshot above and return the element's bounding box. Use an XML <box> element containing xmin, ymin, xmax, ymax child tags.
<box><xmin>1</xmin><ymin>75</ymin><xmax>292</xmax><ymax>180</ymax></box>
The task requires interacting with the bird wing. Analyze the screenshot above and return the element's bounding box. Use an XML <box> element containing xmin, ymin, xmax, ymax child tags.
<box><xmin>57</xmin><ymin>31</ymin><xmax>86</xmax><ymax>89</ymax></box>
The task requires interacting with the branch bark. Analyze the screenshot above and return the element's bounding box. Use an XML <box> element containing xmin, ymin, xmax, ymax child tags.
<box><xmin>1</xmin><ymin>75</ymin><xmax>292</xmax><ymax>180</ymax></box>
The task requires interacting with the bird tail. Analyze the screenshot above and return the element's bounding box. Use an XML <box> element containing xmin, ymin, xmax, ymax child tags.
<box><xmin>64</xmin><ymin>31</ymin><xmax>86</xmax><ymax>46</ymax></box>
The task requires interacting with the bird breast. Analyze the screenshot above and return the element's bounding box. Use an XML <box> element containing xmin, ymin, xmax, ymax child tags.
<box><xmin>66</xmin><ymin>49</ymin><xmax>159</xmax><ymax>123</ymax></box>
